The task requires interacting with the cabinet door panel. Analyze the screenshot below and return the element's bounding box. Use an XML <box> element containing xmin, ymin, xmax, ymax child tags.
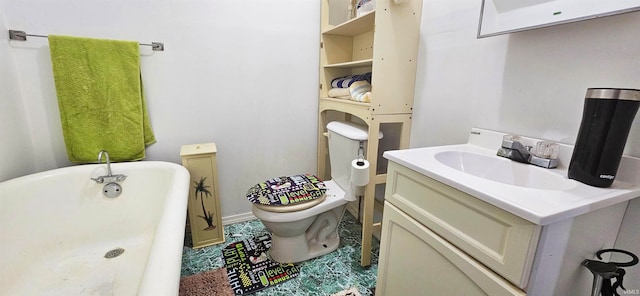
<box><xmin>376</xmin><ymin>203</ymin><xmax>525</xmax><ymax>296</ymax></box>
<box><xmin>385</xmin><ymin>162</ymin><xmax>540</xmax><ymax>288</ymax></box>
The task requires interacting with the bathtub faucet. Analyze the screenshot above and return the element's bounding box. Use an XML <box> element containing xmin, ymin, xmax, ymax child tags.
<box><xmin>91</xmin><ymin>150</ymin><xmax>127</xmax><ymax>184</ymax></box>
<box><xmin>98</xmin><ymin>150</ymin><xmax>112</xmax><ymax>176</ymax></box>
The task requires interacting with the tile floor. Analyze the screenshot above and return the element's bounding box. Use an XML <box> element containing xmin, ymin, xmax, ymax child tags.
<box><xmin>181</xmin><ymin>212</ymin><xmax>380</xmax><ymax>296</ymax></box>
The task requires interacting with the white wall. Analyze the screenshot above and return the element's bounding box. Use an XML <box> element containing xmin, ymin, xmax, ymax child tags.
<box><xmin>410</xmin><ymin>1</ymin><xmax>640</xmax><ymax>290</ymax></box>
<box><xmin>0</xmin><ymin>5</ymin><xmax>36</xmax><ymax>181</ymax></box>
<box><xmin>411</xmin><ymin>0</ymin><xmax>640</xmax><ymax>157</ymax></box>
<box><xmin>2</xmin><ymin>0</ymin><xmax>320</xmax><ymax>217</ymax></box>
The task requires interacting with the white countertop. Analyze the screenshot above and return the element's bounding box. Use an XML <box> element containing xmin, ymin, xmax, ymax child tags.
<box><xmin>383</xmin><ymin>128</ymin><xmax>640</xmax><ymax>225</ymax></box>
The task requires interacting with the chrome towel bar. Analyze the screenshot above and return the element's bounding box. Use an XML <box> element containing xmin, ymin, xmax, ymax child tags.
<box><xmin>8</xmin><ymin>29</ymin><xmax>164</xmax><ymax>51</ymax></box>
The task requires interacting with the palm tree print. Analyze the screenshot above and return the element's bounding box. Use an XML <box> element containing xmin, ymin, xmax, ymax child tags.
<box><xmin>194</xmin><ymin>176</ymin><xmax>216</xmax><ymax>230</ymax></box>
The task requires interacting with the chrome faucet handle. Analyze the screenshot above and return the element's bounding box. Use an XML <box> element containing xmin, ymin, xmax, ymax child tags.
<box><xmin>93</xmin><ymin>174</ymin><xmax>127</xmax><ymax>184</ymax></box>
<box><xmin>113</xmin><ymin>174</ymin><xmax>127</xmax><ymax>182</ymax></box>
<box><xmin>497</xmin><ymin>135</ymin><xmax>531</xmax><ymax>163</ymax></box>
<box><xmin>529</xmin><ymin>141</ymin><xmax>560</xmax><ymax>168</ymax></box>
<box><xmin>502</xmin><ymin>139</ymin><xmax>531</xmax><ymax>152</ymax></box>
<box><xmin>501</xmin><ymin>135</ymin><xmax>523</xmax><ymax>149</ymax></box>
<box><xmin>91</xmin><ymin>176</ymin><xmax>105</xmax><ymax>184</ymax></box>
<box><xmin>532</xmin><ymin>141</ymin><xmax>559</xmax><ymax>159</ymax></box>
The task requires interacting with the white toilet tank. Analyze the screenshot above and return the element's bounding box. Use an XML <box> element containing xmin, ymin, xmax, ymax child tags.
<box><xmin>326</xmin><ymin>121</ymin><xmax>382</xmax><ymax>191</ymax></box>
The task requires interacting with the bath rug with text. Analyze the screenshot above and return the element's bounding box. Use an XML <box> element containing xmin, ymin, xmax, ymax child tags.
<box><xmin>179</xmin><ymin>267</ymin><xmax>234</xmax><ymax>296</ymax></box>
<box><xmin>223</xmin><ymin>234</ymin><xmax>300</xmax><ymax>295</ymax></box>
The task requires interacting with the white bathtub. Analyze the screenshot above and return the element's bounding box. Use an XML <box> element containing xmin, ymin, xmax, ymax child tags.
<box><xmin>0</xmin><ymin>161</ymin><xmax>190</xmax><ymax>295</ymax></box>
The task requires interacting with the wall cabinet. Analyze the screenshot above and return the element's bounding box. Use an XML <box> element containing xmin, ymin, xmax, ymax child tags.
<box><xmin>478</xmin><ymin>0</ymin><xmax>640</xmax><ymax>38</ymax></box>
<box><xmin>318</xmin><ymin>0</ymin><xmax>423</xmax><ymax>267</ymax></box>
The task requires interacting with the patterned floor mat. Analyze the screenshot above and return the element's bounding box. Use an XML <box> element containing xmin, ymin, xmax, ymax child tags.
<box><xmin>223</xmin><ymin>234</ymin><xmax>300</xmax><ymax>295</ymax></box>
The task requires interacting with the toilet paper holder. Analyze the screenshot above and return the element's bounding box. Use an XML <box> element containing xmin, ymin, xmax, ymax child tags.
<box><xmin>347</xmin><ymin>140</ymin><xmax>370</xmax><ymax>203</ymax></box>
<box><xmin>357</xmin><ymin>141</ymin><xmax>365</xmax><ymax>165</ymax></box>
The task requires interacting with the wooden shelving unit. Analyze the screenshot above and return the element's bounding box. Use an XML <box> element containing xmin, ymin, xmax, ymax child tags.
<box><xmin>318</xmin><ymin>0</ymin><xmax>424</xmax><ymax>267</ymax></box>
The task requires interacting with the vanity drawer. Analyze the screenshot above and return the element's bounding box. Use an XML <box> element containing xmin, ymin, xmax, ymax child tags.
<box><xmin>377</xmin><ymin>202</ymin><xmax>526</xmax><ymax>296</ymax></box>
<box><xmin>385</xmin><ymin>161</ymin><xmax>541</xmax><ymax>289</ymax></box>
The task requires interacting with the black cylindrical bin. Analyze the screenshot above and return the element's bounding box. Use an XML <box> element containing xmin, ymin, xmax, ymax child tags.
<box><xmin>568</xmin><ymin>88</ymin><xmax>640</xmax><ymax>187</ymax></box>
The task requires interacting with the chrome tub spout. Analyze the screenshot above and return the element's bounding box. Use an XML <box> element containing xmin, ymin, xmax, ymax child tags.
<box><xmin>91</xmin><ymin>150</ymin><xmax>127</xmax><ymax>184</ymax></box>
<box><xmin>98</xmin><ymin>150</ymin><xmax>112</xmax><ymax>176</ymax></box>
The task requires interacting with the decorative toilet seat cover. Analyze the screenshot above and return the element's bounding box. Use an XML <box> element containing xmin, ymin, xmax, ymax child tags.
<box><xmin>247</xmin><ymin>174</ymin><xmax>326</xmax><ymax>206</ymax></box>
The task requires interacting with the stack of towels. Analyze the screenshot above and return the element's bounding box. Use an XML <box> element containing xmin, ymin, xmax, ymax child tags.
<box><xmin>328</xmin><ymin>72</ymin><xmax>372</xmax><ymax>103</ymax></box>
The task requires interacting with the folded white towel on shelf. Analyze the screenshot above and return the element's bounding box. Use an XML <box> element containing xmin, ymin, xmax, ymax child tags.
<box><xmin>328</xmin><ymin>87</ymin><xmax>351</xmax><ymax>98</ymax></box>
<box><xmin>349</xmin><ymin>80</ymin><xmax>372</xmax><ymax>103</ymax></box>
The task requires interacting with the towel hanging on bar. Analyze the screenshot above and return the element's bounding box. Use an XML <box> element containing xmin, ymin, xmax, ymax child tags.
<box><xmin>8</xmin><ymin>29</ymin><xmax>164</xmax><ymax>51</ymax></box>
<box><xmin>49</xmin><ymin>35</ymin><xmax>156</xmax><ymax>163</ymax></box>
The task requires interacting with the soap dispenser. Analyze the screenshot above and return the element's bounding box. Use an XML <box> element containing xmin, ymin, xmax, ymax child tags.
<box><xmin>568</xmin><ymin>88</ymin><xmax>640</xmax><ymax>187</ymax></box>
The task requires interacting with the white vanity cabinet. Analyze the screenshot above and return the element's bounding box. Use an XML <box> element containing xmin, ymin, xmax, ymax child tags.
<box><xmin>376</xmin><ymin>159</ymin><xmax>632</xmax><ymax>296</ymax></box>
<box><xmin>376</xmin><ymin>128</ymin><xmax>640</xmax><ymax>295</ymax></box>
<box><xmin>376</xmin><ymin>161</ymin><xmax>538</xmax><ymax>295</ymax></box>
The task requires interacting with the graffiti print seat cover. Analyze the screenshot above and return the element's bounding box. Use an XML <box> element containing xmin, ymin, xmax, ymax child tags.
<box><xmin>247</xmin><ymin>174</ymin><xmax>327</xmax><ymax>212</ymax></box>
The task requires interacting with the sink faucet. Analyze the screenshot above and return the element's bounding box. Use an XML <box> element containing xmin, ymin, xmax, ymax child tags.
<box><xmin>91</xmin><ymin>150</ymin><xmax>127</xmax><ymax>184</ymax></box>
<box><xmin>497</xmin><ymin>135</ymin><xmax>559</xmax><ymax>168</ymax></box>
<box><xmin>497</xmin><ymin>136</ymin><xmax>531</xmax><ymax>163</ymax></box>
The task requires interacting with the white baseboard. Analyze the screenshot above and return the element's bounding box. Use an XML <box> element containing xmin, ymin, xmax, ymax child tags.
<box><xmin>222</xmin><ymin>212</ymin><xmax>257</xmax><ymax>225</ymax></box>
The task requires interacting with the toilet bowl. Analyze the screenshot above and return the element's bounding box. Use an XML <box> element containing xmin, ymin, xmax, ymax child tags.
<box><xmin>248</xmin><ymin>121</ymin><xmax>382</xmax><ymax>263</ymax></box>
<box><xmin>252</xmin><ymin>180</ymin><xmax>346</xmax><ymax>263</ymax></box>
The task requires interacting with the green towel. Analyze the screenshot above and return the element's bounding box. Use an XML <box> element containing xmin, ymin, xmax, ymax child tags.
<box><xmin>48</xmin><ymin>35</ymin><xmax>156</xmax><ymax>163</ymax></box>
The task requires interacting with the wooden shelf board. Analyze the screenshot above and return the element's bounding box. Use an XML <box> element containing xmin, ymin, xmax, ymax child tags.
<box><xmin>320</xmin><ymin>97</ymin><xmax>371</xmax><ymax>107</ymax></box>
<box><xmin>324</xmin><ymin>59</ymin><xmax>373</xmax><ymax>68</ymax></box>
<box><xmin>322</xmin><ymin>11</ymin><xmax>375</xmax><ymax>36</ymax></box>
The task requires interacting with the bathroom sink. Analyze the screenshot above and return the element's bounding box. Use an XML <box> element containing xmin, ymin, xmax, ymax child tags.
<box><xmin>434</xmin><ymin>151</ymin><xmax>575</xmax><ymax>190</ymax></box>
<box><xmin>382</xmin><ymin>128</ymin><xmax>640</xmax><ymax>225</ymax></box>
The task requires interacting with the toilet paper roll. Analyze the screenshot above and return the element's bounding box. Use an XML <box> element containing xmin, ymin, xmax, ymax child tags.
<box><xmin>350</xmin><ymin>159</ymin><xmax>370</xmax><ymax>186</ymax></box>
<box><xmin>345</xmin><ymin>159</ymin><xmax>370</xmax><ymax>202</ymax></box>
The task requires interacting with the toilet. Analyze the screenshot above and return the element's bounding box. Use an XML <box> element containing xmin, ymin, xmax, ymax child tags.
<box><xmin>249</xmin><ymin>121</ymin><xmax>380</xmax><ymax>263</ymax></box>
